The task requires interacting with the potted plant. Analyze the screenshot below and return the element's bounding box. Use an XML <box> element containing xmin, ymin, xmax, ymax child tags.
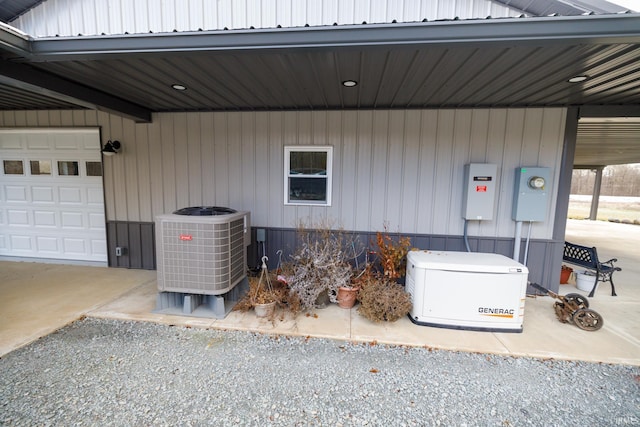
<box><xmin>336</xmin><ymin>262</ymin><xmax>372</xmax><ymax>309</ymax></box>
<box><xmin>287</xmin><ymin>220</ymin><xmax>361</xmax><ymax>311</ymax></box>
<box><xmin>375</xmin><ymin>225</ymin><xmax>412</xmax><ymax>281</ymax></box>
<box><xmin>233</xmin><ymin>256</ymin><xmax>281</xmax><ymax>318</ymax></box>
<box><xmin>560</xmin><ymin>265</ymin><xmax>573</xmax><ymax>284</ymax></box>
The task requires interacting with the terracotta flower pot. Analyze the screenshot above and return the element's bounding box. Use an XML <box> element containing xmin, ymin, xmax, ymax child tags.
<box><xmin>337</xmin><ymin>286</ymin><xmax>359</xmax><ymax>309</ymax></box>
<box><xmin>560</xmin><ymin>266</ymin><xmax>573</xmax><ymax>284</ymax></box>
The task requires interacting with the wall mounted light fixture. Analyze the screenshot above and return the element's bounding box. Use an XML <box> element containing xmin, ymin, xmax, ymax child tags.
<box><xmin>102</xmin><ymin>140</ymin><xmax>121</xmax><ymax>156</ymax></box>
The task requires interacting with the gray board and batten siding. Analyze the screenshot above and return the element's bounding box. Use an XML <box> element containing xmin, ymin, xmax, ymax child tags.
<box><xmin>0</xmin><ymin>108</ymin><xmax>568</xmax><ymax>290</ymax></box>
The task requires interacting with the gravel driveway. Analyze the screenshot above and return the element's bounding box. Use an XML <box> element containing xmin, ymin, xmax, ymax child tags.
<box><xmin>1</xmin><ymin>317</ymin><xmax>638</xmax><ymax>426</ymax></box>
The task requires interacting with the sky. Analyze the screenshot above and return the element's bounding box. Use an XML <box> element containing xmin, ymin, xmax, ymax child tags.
<box><xmin>609</xmin><ymin>0</ymin><xmax>640</xmax><ymax>11</ymax></box>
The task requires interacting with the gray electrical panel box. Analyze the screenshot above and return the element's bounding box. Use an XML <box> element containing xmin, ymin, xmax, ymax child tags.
<box><xmin>512</xmin><ymin>167</ymin><xmax>551</xmax><ymax>221</ymax></box>
<box><xmin>462</xmin><ymin>163</ymin><xmax>498</xmax><ymax>220</ymax></box>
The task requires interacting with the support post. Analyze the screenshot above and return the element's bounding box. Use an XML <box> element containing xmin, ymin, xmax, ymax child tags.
<box><xmin>589</xmin><ymin>167</ymin><xmax>604</xmax><ymax>221</ymax></box>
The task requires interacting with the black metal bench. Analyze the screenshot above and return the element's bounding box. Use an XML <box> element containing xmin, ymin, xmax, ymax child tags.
<box><xmin>563</xmin><ymin>241</ymin><xmax>621</xmax><ymax>297</ymax></box>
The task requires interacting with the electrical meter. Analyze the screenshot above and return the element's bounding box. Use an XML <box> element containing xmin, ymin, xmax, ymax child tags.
<box><xmin>528</xmin><ymin>176</ymin><xmax>546</xmax><ymax>190</ymax></box>
<box><xmin>512</xmin><ymin>167</ymin><xmax>551</xmax><ymax>222</ymax></box>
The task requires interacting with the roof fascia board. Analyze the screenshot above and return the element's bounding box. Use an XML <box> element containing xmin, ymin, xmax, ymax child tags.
<box><xmin>0</xmin><ymin>60</ymin><xmax>152</xmax><ymax>122</ymax></box>
<box><xmin>26</xmin><ymin>14</ymin><xmax>640</xmax><ymax>61</ymax></box>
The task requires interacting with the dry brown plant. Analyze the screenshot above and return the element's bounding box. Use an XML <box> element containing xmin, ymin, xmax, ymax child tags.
<box><xmin>357</xmin><ymin>275</ymin><xmax>412</xmax><ymax>322</ymax></box>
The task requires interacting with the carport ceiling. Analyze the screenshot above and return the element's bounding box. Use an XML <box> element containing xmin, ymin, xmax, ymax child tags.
<box><xmin>576</xmin><ymin>117</ymin><xmax>640</xmax><ymax>167</ymax></box>
<box><xmin>0</xmin><ymin>13</ymin><xmax>639</xmax><ymax>166</ymax></box>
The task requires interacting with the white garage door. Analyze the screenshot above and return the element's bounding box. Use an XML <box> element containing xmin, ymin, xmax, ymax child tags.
<box><xmin>0</xmin><ymin>128</ymin><xmax>107</xmax><ymax>263</ymax></box>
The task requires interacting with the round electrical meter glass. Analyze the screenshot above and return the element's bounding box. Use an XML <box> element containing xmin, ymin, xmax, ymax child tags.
<box><xmin>528</xmin><ymin>176</ymin><xmax>546</xmax><ymax>189</ymax></box>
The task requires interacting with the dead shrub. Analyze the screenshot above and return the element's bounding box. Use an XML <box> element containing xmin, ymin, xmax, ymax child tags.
<box><xmin>357</xmin><ymin>276</ymin><xmax>412</xmax><ymax>322</ymax></box>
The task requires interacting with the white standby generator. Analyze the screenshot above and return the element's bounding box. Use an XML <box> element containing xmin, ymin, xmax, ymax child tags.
<box><xmin>406</xmin><ymin>250</ymin><xmax>529</xmax><ymax>332</ymax></box>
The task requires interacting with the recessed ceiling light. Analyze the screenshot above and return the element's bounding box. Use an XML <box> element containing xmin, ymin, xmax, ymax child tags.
<box><xmin>568</xmin><ymin>76</ymin><xmax>588</xmax><ymax>83</ymax></box>
<box><xmin>172</xmin><ymin>84</ymin><xmax>187</xmax><ymax>91</ymax></box>
<box><xmin>342</xmin><ymin>80</ymin><xmax>358</xmax><ymax>87</ymax></box>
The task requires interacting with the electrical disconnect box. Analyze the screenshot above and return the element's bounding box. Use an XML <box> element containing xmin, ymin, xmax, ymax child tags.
<box><xmin>512</xmin><ymin>167</ymin><xmax>551</xmax><ymax>221</ymax></box>
<box><xmin>462</xmin><ymin>163</ymin><xmax>498</xmax><ymax>220</ymax></box>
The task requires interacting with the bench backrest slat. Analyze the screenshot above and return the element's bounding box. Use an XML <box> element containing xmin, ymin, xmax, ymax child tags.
<box><xmin>563</xmin><ymin>241</ymin><xmax>598</xmax><ymax>268</ymax></box>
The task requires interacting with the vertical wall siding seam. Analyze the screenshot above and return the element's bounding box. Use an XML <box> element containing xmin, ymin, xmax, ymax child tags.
<box><xmin>398</xmin><ymin>112</ymin><xmax>407</xmax><ymax>230</ymax></box>
<box><xmin>518</xmin><ymin>109</ymin><xmax>527</xmax><ymax>166</ymax></box>
<box><xmin>428</xmin><ymin>111</ymin><xmax>438</xmax><ymax>232</ymax></box>
<box><xmin>383</xmin><ymin>111</ymin><xmax>390</xmax><ymax>225</ymax></box>
<box><xmin>413</xmin><ymin>110</ymin><xmax>424</xmax><ymax>234</ymax></box>
<box><xmin>366</xmin><ymin>111</ymin><xmax>374</xmax><ymax>230</ymax></box>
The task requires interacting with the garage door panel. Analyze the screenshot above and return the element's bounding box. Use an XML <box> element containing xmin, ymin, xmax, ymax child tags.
<box><xmin>0</xmin><ymin>138</ymin><xmax>22</xmax><ymax>149</ymax></box>
<box><xmin>26</xmin><ymin>135</ymin><xmax>49</xmax><ymax>150</ymax></box>
<box><xmin>53</xmin><ymin>134</ymin><xmax>80</xmax><ymax>150</ymax></box>
<box><xmin>61</xmin><ymin>211</ymin><xmax>83</xmax><ymax>228</ymax></box>
<box><xmin>32</xmin><ymin>186</ymin><xmax>54</xmax><ymax>203</ymax></box>
<box><xmin>36</xmin><ymin>236</ymin><xmax>59</xmax><ymax>252</ymax></box>
<box><xmin>6</xmin><ymin>185</ymin><xmax>27</xmax><ymax>202</ymax></box>
<box><xmin>87</xmin><ymin>187</ymin><xmax>103</xmax><ymax>205</ymax></box>
<box><xmin>63</xmin><ymin>238</ymin><xmax>86</xmax><ymax>254</ymax></box>
<box><xmin>10</xmin><ymin>235</ymin><xmax>32</xmax><ymax>250</ymax></box>
<box><xmin>91</xmin><ymin>239</ymin><xmax>107</xmax><ymax>255</ymax></box>
<box><xmin>7</xmin><ymin>209</ymin><xmax>29</xmax><ymax>225</ymax></box>
<box><xmin>89</xmin><ymin>212</ymin><xmax>105</xmax><ymax>229</ymax></box>
<box><xmin>34</xmin><ymin>210</ymin><xmax>57</xmax><ymax>227</ymax></box>
<box><xmin>0</xmin><ymin>128</ymin><xmax>107</xmax><ymax>263</ymax></box>
<box><xmin>58</xmin><ymin>187</ymin><xmax>82</xmax><ymax>204</ymax></box>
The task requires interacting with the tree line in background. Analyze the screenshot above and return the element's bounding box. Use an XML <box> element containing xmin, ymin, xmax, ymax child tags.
<box><xmin>571</xmin><ymin>164</ymin><xmax>640</xmax><ymax>196</ymax></box>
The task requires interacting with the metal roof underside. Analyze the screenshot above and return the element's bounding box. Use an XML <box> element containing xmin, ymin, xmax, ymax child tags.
<box><xmin>0</xmin><ymin>0</ymin><xmax>43</xmax><ymax>23</ymax></box>
<box><xmin>0</xmin><ymin>13</ymin><xmax>639</xmax><ymax>166</ymax></box>
<box><xmin>576</xmin><ymin>118</ymin><xmax>640</xmax><ymax>166</ymax></box>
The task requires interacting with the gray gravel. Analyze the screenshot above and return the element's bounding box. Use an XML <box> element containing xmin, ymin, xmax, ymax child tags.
<box><xmin>1</xmin><ymin>318</ymin><xmax>638</xmax><ymax>427</ymax></box>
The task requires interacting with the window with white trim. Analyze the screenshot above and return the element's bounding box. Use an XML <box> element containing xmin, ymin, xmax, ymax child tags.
<box><xmin>284</xmin><ymin>146</ymin><xmax>332</xmax><ymax>206</ymax></box>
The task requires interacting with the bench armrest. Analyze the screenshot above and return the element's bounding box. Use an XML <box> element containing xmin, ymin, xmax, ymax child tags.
<box><xmin>601</xmin><ymin>258</ymin><xmax>622</xmax><ymax>272</ymax></box>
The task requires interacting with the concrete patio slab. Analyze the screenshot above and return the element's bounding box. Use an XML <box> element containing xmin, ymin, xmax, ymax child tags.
<box><xmin>1</xmin><ymin>219</ymin><xmax>639</xmax><ymax>365</ymax></box>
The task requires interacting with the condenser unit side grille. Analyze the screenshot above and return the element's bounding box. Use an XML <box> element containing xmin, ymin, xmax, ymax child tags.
<box><xmin>156</xmin><ymin>211</ymin><xmax>249</xmax><ymax>295</ymax></box>
<box><xmin>228</xmin><ymin>218</ymin><xmax>245</xmax><ymax>285</ymax></box>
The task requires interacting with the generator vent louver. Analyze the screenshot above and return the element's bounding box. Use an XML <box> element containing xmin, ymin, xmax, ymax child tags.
<box><xmin>155</xmin><ymin>207</ymin><xmax>250</xmax><ymax>295</ymax></box>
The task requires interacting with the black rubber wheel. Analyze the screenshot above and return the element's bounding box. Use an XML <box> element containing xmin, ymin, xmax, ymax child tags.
<box><xmin>572</xmin><ymin>308</ymin><xmax>604</xmax><ymax>331</ymax></box>
<box><xmin>564</xmin><ymin>293</ymin><xmax>589</xmax><ymax>308</ymax></box>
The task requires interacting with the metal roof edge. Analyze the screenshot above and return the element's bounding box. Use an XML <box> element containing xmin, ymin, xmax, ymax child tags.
<box><xmin>23</xmin><ymin>13</ymin><xmax>640</xmax><ymax>62</ymax></box>
<box><xmin>0</xmin><ymin>21</ymin><xmax>31</xmax><ymax>56</ymax></box>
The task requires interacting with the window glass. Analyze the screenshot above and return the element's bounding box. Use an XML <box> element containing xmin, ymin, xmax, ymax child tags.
<box><xmin>3</xmin><ymin>160</ymin><xmax>24</xmax><ymax>175</ymax></box>
<box><xmin>290</xmin><ymin>152</ymin><xmax>327</xmax><ymax>175</ymax></box>
<box><xmin>86</xmin><ymin>161</ymin><xmax>102</xmax><ymax>177</ymax></box>
<box><xmin>30</xmin><ymin>160</ymin><xmax>51</xmax><ymax>175</ymax></box>
<box><xmin>288</xmin><ymin>177</ymin><xmax>328</xmax><ymax>202</ymax></box>
<box><xmin>58</xmin><ymin>161</ymin><xmax>79</xmax><ymax>176</ymax></box>
<box><xmin>284</xmin><ymin>147</ymin><xmax>332</xmax><ymax>206</ymax></box>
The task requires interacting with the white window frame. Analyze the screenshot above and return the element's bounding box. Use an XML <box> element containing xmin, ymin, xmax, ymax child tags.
<box><xmin>284</xmin><ymin>146</ymin><xmax>333</xmax><ymax>206</ymax></box>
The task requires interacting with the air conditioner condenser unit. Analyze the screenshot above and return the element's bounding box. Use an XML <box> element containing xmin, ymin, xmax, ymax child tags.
<box><xmin>154</xmin><ymin>207</ymin><xmax>250</xmax><ymax>318</ymax></box>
